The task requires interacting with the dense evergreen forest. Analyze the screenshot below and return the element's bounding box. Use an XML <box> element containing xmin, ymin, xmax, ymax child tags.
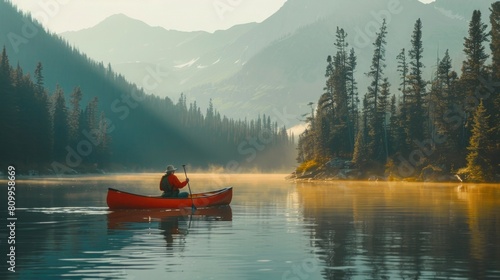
<box><xmin>297</xmin><ymin>3</ymin><xmax>500</xmax><ymax>182</ymax></box>
<box><xmin>0</xmin><ymin>47</ymin><xmax>295</xmax><ymax>174</ymax></box>
<box><xmin>0</xmin><ymin>2</ymin><xmax>295</xmax><ymax>174</ymax></box>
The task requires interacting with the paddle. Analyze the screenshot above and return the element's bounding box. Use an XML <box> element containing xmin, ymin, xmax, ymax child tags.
<box><xmin>182</xmin><ymin>164</ymin><xmax>196</xmax><ymax>211</ymax></box>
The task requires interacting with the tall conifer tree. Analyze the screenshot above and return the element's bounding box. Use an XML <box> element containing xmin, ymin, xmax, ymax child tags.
<box><xmin>489</xmin><ymin>2</ymin><xmax>500</xmax><ymax>172</ymax></box>
<box><xmin>461</xmin><ymin>10</ymin><xmax>490</xmax><ymax>147</ymax></box>
<box><xmin>407</xmin><ymin>19</ymin><xmax>427</xmax><ymax>151</ymax></box>
<box><xmin>463</xmin><ymin>101</ymin><xmax>493</xmax><ymax>182</ymax></box>
<box><xmin>365</xmin><ymin>19</ymin><xmax>388</xmax><ymax>163</ymax></box>
<box><xmin>69</xmin><ymin>87</ymin><xmax>83</xmax><ymax>144</ymax></box>
<box><xmin>51</xmin><ymin>85</ymin><xmax>69</xmax><ymax>162</ymax></box>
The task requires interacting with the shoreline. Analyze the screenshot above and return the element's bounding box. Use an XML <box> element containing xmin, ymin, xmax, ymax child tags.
<box><xmin>3</xmin><ymin>170</ymin><xmax>499</xmax><ymax>184</ymax></box>
<box><xmin>289</xmin><ymin>176</ymin><xmax>500</xmax><ymax>184</ymax></box>
<box><xmin>287</xmin><ymin>168</ymin><xmax>500</xmax><ymax>184</ymax></box>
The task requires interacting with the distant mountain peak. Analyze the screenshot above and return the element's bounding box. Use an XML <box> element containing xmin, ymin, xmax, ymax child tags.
<box><xmin>96</xmin><ymin>13</ymin><xmax>151</xmax><ymax>29</ymax></box>
<box><xmin>59</xmin><ymin>12</ymin><xmax>160</xmax><ymax>38</ymax></box>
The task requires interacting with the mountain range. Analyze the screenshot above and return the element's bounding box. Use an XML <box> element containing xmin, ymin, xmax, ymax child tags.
<box><xmin>58</xmin><ymin>0</ymin><xmax>497</xmax><ymax>126</ymax></box>
<box><xmin>0</xmin><ymin>0</ymin><xmax>297</xmax><ymax>171</ymax></box>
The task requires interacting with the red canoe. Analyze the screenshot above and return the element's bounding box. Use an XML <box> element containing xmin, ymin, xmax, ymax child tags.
<box><xmin>106</xmin><ymin>187</ymin><xmax>233</xmax><ymax>209</ymax></box>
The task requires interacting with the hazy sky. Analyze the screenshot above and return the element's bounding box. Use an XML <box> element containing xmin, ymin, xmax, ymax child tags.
<box><xmin>10</xmin><ymin>0</ymin><xmax>436</xmax><ymax>34</ymax></box>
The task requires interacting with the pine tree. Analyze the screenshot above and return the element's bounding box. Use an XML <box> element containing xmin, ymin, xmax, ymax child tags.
<box><xmin>84</xmin><ymin>97</ymin><xmax>99</xmax><ymax>132</ymax></box>
<box><xmin>430</xmin><ymin>50</ymin><xmax>463</xmax><ymax>170</ymax></box>
<box><xmin>407</xmin><ymin>18</ymin><xmax>427</xmax><ymax>152</ymax></box>
<box><xmin>315</xmin><ymin>99</ymin><xmax>333</xmax><ymax>161</ymax></box>
<box><xmin>388</xmin><ymin>94</ymin><xmax>399</xmax><ymax>156</ymax></box>
<box><xmin>463</xmin><ymin>101</ymin><xmax>493</xmax><ymax>182</ymax></box>
<box><xmin>396</xmin><ymin>48</ymin><xmax>409</xmax><ymax>104</ymax></box>
<box><xmin>353</xmin><ymin>96</ymin><xmax>370</xmax><ymax>167</ymax></box>
<box><xmin>352</xmin><ymin>127</ymin><xmax>366</xmax><ymax>168</ymax></box>
<box><xmin>347</xmin><ymin>48</ymin><xmax>359</xmax><ymax>150</ymax></box>
<box><xmin>12</xmin><ymin>64</ymin><xmax>30</xmax><ymax>163</ymax></box>
<box><xmin>315</xmin><ymin>27</ymin><xmax>353</xmax><ymax>160</ymax></box>
<box><xmin>82</xmin><ymin>97</ymin><xmax>100</xmax><ymax>163</ymax></box>
<box><xmin>206</xmin><ymin>98</ymin><xmax>215</xmax><ymax>127</ymax></box>
<box><xmin>34</xmin><ymin>62</ymin><xmax>44</xmax><ymax>96</ymax></box>
<box><xmin>365</xmin><ymin>19</ymin><xmax>388</xmax><ymax>163</ymax></box>
<box><xmin>316</xmin><ymin>55</ymin><xmax>336</xmax><ymax>161</ymax></box>
<box><xmin>51</xmin><ymin>85</ymin><xmax>69</xmax><ymax>162</ymax></box>
<box><xmin>323</xmin><ymin>55</ymin><xmax>335</xmax><ymax>114</ymax></box>
<box><xmin>332</xmin><ymin>27</ymin><xmax>352</xmax><ymax>157</ymax></box>
<box><xmin>97</xmin><ymin>112</ymin><xmax>111</xmax><ymax>167</ymax></box>
<box><xmin>32</xmin><ymin>62</ymin><xmax>52</xmax><ymax>164</ymax></box>
<box><xmin>69</xmin><ymin>87</ymin><xmax>83</xmax><ymax>144</ymax></box>
<box><xmin>0</xmin><ymin>46</ymin><xmax>10</xmax><ymax>79</ymax></box>
<box><xmin>0</xmin><ymin>47</ymin><xmax>17</xmax><ymax>164</ymax></box>
<box><xmin>378</xmin><ymin>78</ymin><xmax>391</xmax><ymax>161</ymax></box>
<box><xmin>461</xmin><ymin>10</ymin><xmax>490</xmax><ymax>151</ymax></box>
<box><xmin>297</xmin><ymin>101</ymin><xmax>316</xmax><ymax>164</ymax></box>
<box><xmin>462</xmin><ymin>10</ymin><xmax>489</xmax><ymax>80</ymax></box>
<box><xmin>489</xmin><ymin>2</ymin><xmax>500</xmax><ymax>174</ymax></box>
<box><xmin>491</xmin><ymin>2</ymin><xmax>500</xmax><ymax>80</ymax></box>
<box><xmin>396</xmin><ymin>48</ymin><xmax>410</xmax><ymax>155</ymax></box>
<box><xmin>438</xmin><ymin>50</ymin><xmax>453</xmax><ymax>90</ymax></box>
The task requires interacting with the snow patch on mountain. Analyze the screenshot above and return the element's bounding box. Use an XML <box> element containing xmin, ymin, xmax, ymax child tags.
<box><xmin>174</xmin><ymin>58</ymin><xmax>199</xmax><ymax>68</ymax></box>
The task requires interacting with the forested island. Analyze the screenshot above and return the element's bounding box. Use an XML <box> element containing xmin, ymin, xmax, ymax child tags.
<box><xmin>295</xmin><ymin>3</ymin><xmax>500</xmax><ymax>183</ymax></box>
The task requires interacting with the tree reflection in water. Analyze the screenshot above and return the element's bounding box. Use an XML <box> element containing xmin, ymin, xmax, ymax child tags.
<box><xmin>295</xmin><ymin>181</ymin><xmax>500</xmax><ymax>279</ymax></box>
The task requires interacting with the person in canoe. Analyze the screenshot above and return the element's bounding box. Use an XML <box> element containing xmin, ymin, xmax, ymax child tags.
<box><xmin>160</xmin><ymin>165</ymin><xmax>190</xmax><ymax>198</ymax></box>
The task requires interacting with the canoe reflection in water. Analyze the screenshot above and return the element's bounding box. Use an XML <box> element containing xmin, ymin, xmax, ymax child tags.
<box><xmin>159</xmin><ymin>215</ymin><xmax>183</xmax><ymax>246</ymax></box>
<box><xmin>107</xmin><ymin>206</ymin><xmax>232</xmax><ymax>247</ymax></box>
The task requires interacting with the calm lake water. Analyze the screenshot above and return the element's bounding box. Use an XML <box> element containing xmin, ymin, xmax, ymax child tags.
<box><xmin>1</xmin><ymin>173</ymin><xmax>500</xmax><ymax>279</ymax></box>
